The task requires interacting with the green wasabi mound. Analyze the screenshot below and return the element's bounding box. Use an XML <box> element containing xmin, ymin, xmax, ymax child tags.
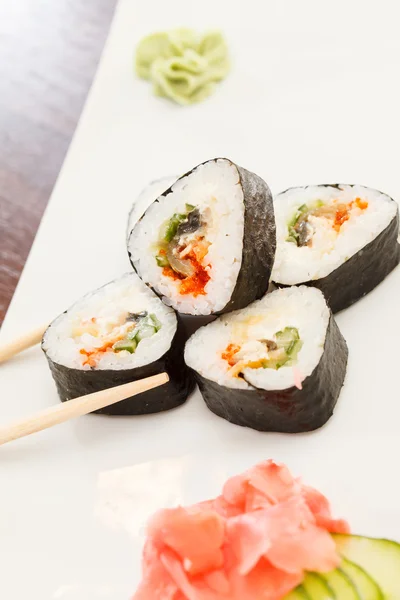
<box><xmin>135</xmin><ymin>28</ymin><xmax>230</xmax><ymax>105</ymax></box>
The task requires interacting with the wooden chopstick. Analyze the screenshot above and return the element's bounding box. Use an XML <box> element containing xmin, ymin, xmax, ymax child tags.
<box><xmin>0</xmin><ymin>372</ymin><xmax>169</xmax><ymax>446</ymax></box>
<box><xmin>0</xmin><ymin>324</ymin><xmax>48</xmax><ymax>364</ymax></box>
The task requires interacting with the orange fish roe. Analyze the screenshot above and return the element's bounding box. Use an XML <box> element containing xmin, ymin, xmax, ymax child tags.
<box><xmin>163</xmin><ymin>247</ymin><xmax>211</xmax><ymax>296</ymax></box>
<box><xmin>221</xmin><ymin>343</ymin><xmax>241</xmax><ymax>367</ymax></box>
<box><xmin>192</xmin><ymin>238</ymin><xmax>210</xmax><ymax>262</ymax></box>
<box><xmin>333</xmin><ymin>205</ymin><xmax>351</xmax><ymax>231</ymax></box>
<box><xmin>179</xmin><ymin>253</ymin><xmax>210</xmax><ymax>296</ymax></box>
<box><xmin>355</xmin><ymin>197</ymin><xmax>369</xmax><ymax>210</ymax></box>
<box><xmin>332</xmin><ymin>198</ymin><xmax>368</xmax><ymax>232</ymax></box>
<box><xmin>162</xmin><ymin>266</ymin><xmax>181</xmax><ymax>281</ymax></box>
<box><xmin>80</xmin><ymin>349</ymin><xmax>97</xmax><ymax>367</ymax></box>
<box><xmin>80</xmin><ymin>336</ymin><xmax>124</xmax><ymax>367</ymax></box>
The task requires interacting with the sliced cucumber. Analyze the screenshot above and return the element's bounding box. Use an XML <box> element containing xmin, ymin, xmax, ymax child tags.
<box><xmin>286</xmin><ymin>234</ymin><xmax>299</xmax><ymax>245</ymax></box>
<box><xmin>288</xmin><ymin>204</ymin><xmax>308</xmax><ymax>228</ymax></box>
<box><xmin>321</xmin><ymin>568</ymin><xmax>360</xmax><ymax>599</ymax></box>
<box><xmin>156</xmin><ymin>254</ymin><xmax>169</xmax><ymax>267</ymax></box>
<box><xmin>275</xmin><ymin>326</ymin><xmax>300</xmax><ymax>353</ymax></box>
<box><xmin>284</xmin><ymin>585</ymin><xmax>311</xmax><ymax>599</ymax></box>
<box><xmin>149</xmin><ymin>313</ymin><xmax>162</xmax><ymax>332</ymax></box>
<box><xmin>340</xmin><ymin>557</ymin><xmax>383</xmax><ymax>600</ymax></box>
<box><xmin>284</xmin><ymin>338</ymin><xmax>303</xmax><ymax>366</ymax></box>
<box><xmin>334</xmin><ymin>534</ymin><xmax>400</xmax><ymax>600</ymax></box>
<box><xmin>302</xmin><ymin>573</ymin><xmax>335</xmax><ymax>599</ymax></box>
<box><xmin>136</xmin><ymin>324</ymin><xmax>156</xmax><ymax>341</ymax></box>
<box><xmin>164</xmin><ymin>213</ymin><xmax>186</xmax><ymax>242</ymax></box>
<box><xmin>113</xmin><ymin>338</ymin><xmax>137</xmax><ymax>353</ymax></box>
<box><xmin>127</xmin><ymin>325</ymin><xmax>140</xmax><ymax>340</ymax></box>
<box><xmin>272</xmin><ymin>326</ymin><xmax>303</xmax><ymax>369</ymax></box>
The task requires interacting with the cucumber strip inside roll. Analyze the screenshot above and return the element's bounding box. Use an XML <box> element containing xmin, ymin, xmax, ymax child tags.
<box><xmin>272</xmin><ymin>184</ymin><xmax>400</xmax><ymax>312</ymax></box>
<box><xmin>184</xmin><ymin>286</ymin><xmax>348</xmax><ymax>432</ymax></box>
<box><xmin>128</xmin><ymin>158</ymin><xmax>276</xmax><ymax>316</ymax></box>
<box><xmin>42</xmin><ymin>273</ymin><xmax>194</xmax><ymax>415</ymax></box>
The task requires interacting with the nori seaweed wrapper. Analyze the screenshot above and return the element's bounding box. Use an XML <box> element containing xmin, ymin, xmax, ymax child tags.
<box><xmin>43</xmin><ymin>319</ymin><xmax>194</xmax><ymax>416</ymax></box>
<box><xmin>221</xmin><ymin>162</ymin><xmax>276</xmax><ymax>313</ymax></box>
<box><xmin>274</xmin><ymin>184</ymin><xmax>400</xmax><ymax>314</ymax></box>
<box><xmin>194</xmin><ymin>314</ymin><xmax>348</xmax><ymax>433</ymax></box>
<box><xmin>180</xmin><ymin>314</ymin><xmax>217</xmax><ymax>339</ymax></box>
<box><xmin>128</xmin><ymin>158</ymin><xmax>276</xmax><ymax>319</ymax></box>
<box><xmin>308</xmin><ymin>210</ymin><xmax>400</xmax><ymax>313</ymax></box>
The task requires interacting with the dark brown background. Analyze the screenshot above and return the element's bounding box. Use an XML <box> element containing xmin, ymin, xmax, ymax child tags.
<box><xmin>0</xmin><ymin>0</ymin><xmax>117</xmax><ymax>324</ymax></box>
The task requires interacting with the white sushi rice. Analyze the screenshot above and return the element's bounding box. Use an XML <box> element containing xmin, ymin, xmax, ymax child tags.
<box><xmin>184</xmin><ymin>286</ymin><xmax>330</xmax><ymax>391</ymax></box>
<box><xmin>126</xmin><ymin>175</ymin><xmax>177</xmax><ymax>242</ymax></box>
<box><xmin>272</xmin><ymin>185</ymin><xmax>398</xmax><ymax>285</ymax></box>
<box><xmin>42</xmin><ymin>273</ymin><xmax>176</xmax><ymax>370</ymax></box>
<box><xmin>128</xmin><ymin>159</ymin><xmax>245</xmax><ymax>315</ymax></box>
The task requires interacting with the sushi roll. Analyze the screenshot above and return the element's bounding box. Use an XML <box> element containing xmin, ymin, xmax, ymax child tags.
<box><xmin>272</xmin><ymin>184</ymin><xmax>400</xmax><ymax>313</ymax></box>
<box><xmin>42</xmin><ymin>273</ymin><xmax>194</xmax><ymax>415</ymax></box>
<box><xmin>185</xmin><ymin>286</ymin><xmax>348</xmax><ymax>433</ymax></box>
<box><xmin>127</xmin><ymin>158</ymin><xmax>276</xmax><ymax>325</ymax></box>
<box><xmin>126</xmin><ymin>175</ymin><xmax>177</xmax><ymax>243</ymax></box>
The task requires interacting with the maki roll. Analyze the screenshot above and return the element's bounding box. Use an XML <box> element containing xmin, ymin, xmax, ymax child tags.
<box><xmin>126</xmin><ymin>175</ymin><xmax>177</xmax><ymax>242</ymax></box>
<box><xmin>272</xmin><ymin>184</ymin><xmax>400</xmax><ymax>313</ymax></box>
<box><xmin>127</xmin><ymin>158</ymin><xmax>276</xmax><ymax>323</ymax></box>
<box><xmin>185</xmin><ymin>286</ymin><xmax>348</xmax><ymax>433</ymax></box>
<box><xmin>42</xmin><ymin>273</ymin><xmax>194</xmax><ymax>415</ymax></box>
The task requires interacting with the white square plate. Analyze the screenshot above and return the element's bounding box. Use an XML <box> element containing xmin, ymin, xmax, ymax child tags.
<box><xmin>1</xmin><ymin>1</ymin><xmax>399</xmax><ymax>598</ymax></box>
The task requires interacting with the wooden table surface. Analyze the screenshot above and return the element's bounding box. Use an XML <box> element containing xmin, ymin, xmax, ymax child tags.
<box><xmin>0</xmin><ymin>0</ymin><xmax>117</xmax><ymax>324</ymax></box>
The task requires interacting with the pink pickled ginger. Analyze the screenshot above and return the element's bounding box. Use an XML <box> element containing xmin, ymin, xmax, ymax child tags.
<box><xmin>132</xmin><ymin>460</ymin><xmax>350</xmax><ymax>600</ymax></box>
